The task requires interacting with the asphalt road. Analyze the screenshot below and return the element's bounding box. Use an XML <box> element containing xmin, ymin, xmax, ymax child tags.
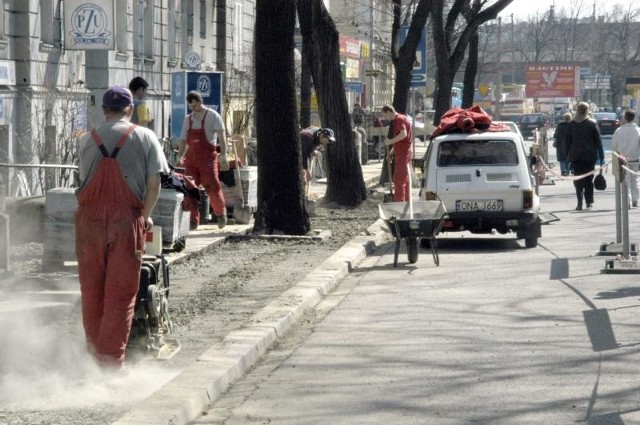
<box><xmin>191</xmin><ymin>155</ymin><xmax>640</xmax><ymax>425</ymax></box>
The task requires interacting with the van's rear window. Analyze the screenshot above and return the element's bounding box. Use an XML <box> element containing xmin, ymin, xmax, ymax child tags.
<box><xmin>437</xmin><ymin>139</ymin><xmax>519</xmax><ymax>166</ymax></box>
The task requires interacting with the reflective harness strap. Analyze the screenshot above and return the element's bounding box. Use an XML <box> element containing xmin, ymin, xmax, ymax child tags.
<box><xmin>90</xmin><ymin>125</ymin><xmax>138</xmax><ymax>159</ymax></box>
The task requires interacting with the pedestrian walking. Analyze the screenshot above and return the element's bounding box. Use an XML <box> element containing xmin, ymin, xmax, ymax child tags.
<box><xmin>564</xmin><ymin>102</ymin><xmax>605</xmax><ymax>210</ymax></box>
<box><xmin>382</xmin><ymin>104</ymin><xmax>413</xmax><ymax>202</ymax></box>
<box><xmin>352</xmin><ymin>103</ymin><xmax>365</xmax><ymax>128</ymax></box>
<box><xmin>75</xmin><ymin>86</ymin><xmax>166</xmax><ymax>369</ymax></box>
<box><xmin>176</xmin><ymin>90</ymin><xmax>230</xmax><ymax>229</ymax></box>
<box><xmin>612</xmin><ymin>109</ymin><xmax>640</xmax><ymax>207</ymax></box>
<box><xmin>128</xmin><ymin>76</ymin><xmax>154</xmax><ymax>130</ymax></box>
<box><xmin>553</xmin><ymin>112</ymin><xmax>572</xmax><ymax>176</ymax></box>
<box><xmin>300</xmin><ymin>127</ymin><xmax>335</xmax><ymax>184</ymax></box>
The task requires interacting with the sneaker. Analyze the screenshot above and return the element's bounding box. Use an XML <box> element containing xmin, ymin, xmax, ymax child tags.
<box><xmin>575</xmin><ymin>205</ymin><xmax>583</xmax><ymax>211</ymax></box>
<box><xmin>586</xmin><ymin>203</ymin><xmax>593</xmax><ymax>209</ymax></box>
<box><xmin>217</xmin><ymin>214</ymin><xmax>227</xmax><ymax>229</ymax></box>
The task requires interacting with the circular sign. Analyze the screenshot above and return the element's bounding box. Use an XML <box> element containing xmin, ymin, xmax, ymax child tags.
<box><xmin>478</xmin><ymin>83</ymin><xmax>490</xmax><ymax>97</ymax></box>
<box><xmin>184</xmin><ymin>52</ymin><xmax>201</xmax><ymax>69</ymax></box>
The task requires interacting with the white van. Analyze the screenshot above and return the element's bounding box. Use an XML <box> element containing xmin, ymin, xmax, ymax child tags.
<box><xmin>420</xmin><ymin>131</ymin><xmax>541</xmax><ymax>247</ymax></box>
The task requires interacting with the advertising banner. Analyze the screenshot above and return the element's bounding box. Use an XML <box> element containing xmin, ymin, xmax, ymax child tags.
<box><xmin>65</xmin><ymin>0</ymin><xmax>115</xmax><ymax>50</ymax></box>
<box><xmin>525</xmin><ymin>64</ymin><xmax>580</xmax><ymax>98</ymax></box>
<box><xmin>171</xmin><ymin>72</ymin><xmax>224</xmax><ymax>140</ymax></box>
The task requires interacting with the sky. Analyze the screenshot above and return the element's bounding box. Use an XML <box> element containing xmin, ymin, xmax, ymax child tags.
<box><xmin>501</xmin><ymin>0</ymin><xmax>613</xmax><ymax>21</ymax></box>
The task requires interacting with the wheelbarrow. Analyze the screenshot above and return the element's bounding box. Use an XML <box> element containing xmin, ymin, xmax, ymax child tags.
<box><xmin>378</xmin><ymin>200</ymin><xmax>448</xmax><ymax>267</ymax></box>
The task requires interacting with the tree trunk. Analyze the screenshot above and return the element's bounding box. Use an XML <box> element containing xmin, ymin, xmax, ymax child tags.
<box><xmin>390</xmin><ymin>0</ymin><xmax>430</xmax><ymax>114</ymax></box>
<box><xmin>462</xmin><ymin>33</ymin><xmax>479</xmax><ymax>108</ymax></box>
<box><xmin>430</xmin><ymin>0</ymin><xmax>513</xmax><ymax>124</ymax></box>
<box><xmin>434</xmin><ymin>64</ymin><xmax>455</xmax><ymax>124</ymax></box>
<box><xmin>298</xmin><ymin>0</ymin><xmax>367</xmax><ymax>207</ymax></box>
<box><xmin>253</xmin><ymin>0</ymin><xmax>310</xmax><ymax>235</ymax></box>
<box><xmin>299</xmin><ymin>46</ymin><xmax>312</xmax><ymax>128</ymax></box>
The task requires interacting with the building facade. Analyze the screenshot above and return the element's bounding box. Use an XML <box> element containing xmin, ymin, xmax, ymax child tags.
<box><xmin>0</xmin><ymin>0</ymin><xmax>255</xmax><ymax>196</ymax></box>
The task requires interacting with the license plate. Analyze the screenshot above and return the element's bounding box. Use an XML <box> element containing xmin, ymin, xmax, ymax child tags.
<box><xmin>455</xmin><ymin>199</ymin><xmax>503</xmax><ymax>212</ymax></box>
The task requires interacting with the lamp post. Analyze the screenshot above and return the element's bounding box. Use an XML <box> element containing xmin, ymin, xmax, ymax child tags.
<box><xmin>495</xmin><ymin>16</ymin><xmax>502</xmax><ymax>120</ymax></box>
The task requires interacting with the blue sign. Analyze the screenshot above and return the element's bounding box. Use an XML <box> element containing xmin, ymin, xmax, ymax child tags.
<box><xmin>344</xmin><ymin>81</ymin><xmax>363</xmax><ymax>93</ymax></box>
<box><xmin>400</xmin><ymin>26</ymin><xmax>427</xmax><ymax>88</ymax></box>
<box><xmin>171</xmin><ymin>72</ymin><xmax>224</xmax><ymax>140</ymax></box>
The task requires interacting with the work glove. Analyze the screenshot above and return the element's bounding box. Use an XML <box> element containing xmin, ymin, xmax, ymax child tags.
<box><xmin>218</xmin><ymin>154</ymin><xmax>230</xmax><ymax>171</ymax></box>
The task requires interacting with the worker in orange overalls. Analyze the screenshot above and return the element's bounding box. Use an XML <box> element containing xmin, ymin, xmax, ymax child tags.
<box><xmin>382</xmin><ymin>104</ymin><xmax>413</xmax><ymax>202</ymax></box>
<box><xmin>75</xmin><ymin>86</ymin><xmax>166</xmax><ymax>369</ymax></box>
<box><xmin>176</xmin><ymin>90</ymin><xmax>230</xmax><ymax>228</ymax></box>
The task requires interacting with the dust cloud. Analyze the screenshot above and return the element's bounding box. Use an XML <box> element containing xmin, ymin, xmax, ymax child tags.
<box><xmin>0</xmin><ymin>298</ymin><xmax>179</xmax><ymax>411</ymax></box>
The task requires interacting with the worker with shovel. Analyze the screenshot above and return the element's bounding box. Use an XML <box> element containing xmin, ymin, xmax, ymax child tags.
<box><xmin>300</xmin><ymin>127</ymin><xmax>335</xmax><ymax>184</ymax></box>
<box><xmin>382</xmin><ymin>104</ymin><xmax>413</xmax><ymax>202</ymax></box>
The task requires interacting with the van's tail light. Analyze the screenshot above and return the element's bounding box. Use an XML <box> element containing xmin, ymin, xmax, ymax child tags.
<box><xmin>523</xmin><ymin>189</ymin><xmax>534</xmax><ymax>209</ymax></box>
<box><xmin>424</xmin><ymin>191</ymin><xmax>437</xmax><ymax>200</ymax></box>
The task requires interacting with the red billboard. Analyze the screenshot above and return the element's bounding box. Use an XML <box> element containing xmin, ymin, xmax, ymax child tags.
<box><xmin>525</xmin><ymin>64</ymin><xmax>580</xmax><ymax>98</ymax></box>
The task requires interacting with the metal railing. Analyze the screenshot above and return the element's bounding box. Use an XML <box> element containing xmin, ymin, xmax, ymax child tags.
<box><xmin>0</xmin><ymin>163</ymin><xmax>78</xmax><ymax>197</ymax></box>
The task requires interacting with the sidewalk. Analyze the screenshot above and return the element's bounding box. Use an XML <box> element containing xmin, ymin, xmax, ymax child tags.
<box><xmin>0</xmin><ymin>148</ymin><xmax>417</xmax><ymax>425</ymax></box>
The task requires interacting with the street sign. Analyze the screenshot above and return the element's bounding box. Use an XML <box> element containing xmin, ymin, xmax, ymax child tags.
<box><xmin>582</xmin><ymin>74</ymin><xmax>611</xmax><ymax>90</ymax></box>
<box><xmin>400</xmin><ymin>26</ymin><xmax>428</xmax><ymax>88</ymax></box>
<box><xmin>344</xmin><ymin>81</ymin><xmax>363</xmax><ymax>93</ymax></box>
<box><xmin>365</xmin><ymin>69</ymin><xmax>382</xmax><ymax>77</ymax></box>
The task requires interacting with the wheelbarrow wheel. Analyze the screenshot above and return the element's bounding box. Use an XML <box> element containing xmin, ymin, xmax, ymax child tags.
<box><xmin>407</xmin><ymin>238</ymin><xmax>419</xmax><ymax>264</ymax></box>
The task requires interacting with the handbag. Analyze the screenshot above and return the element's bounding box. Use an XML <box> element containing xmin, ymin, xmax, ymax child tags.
<box><xmin>594</xmin><ymin>170</ymin><xmax>606</xmax><ymax>191</ymax></box>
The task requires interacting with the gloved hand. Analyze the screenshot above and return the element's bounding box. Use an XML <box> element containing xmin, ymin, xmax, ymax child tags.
<box><xmin>218</xmin><ymin>154</ymin><xmax>230</xmax><ymax>171</ymax></box>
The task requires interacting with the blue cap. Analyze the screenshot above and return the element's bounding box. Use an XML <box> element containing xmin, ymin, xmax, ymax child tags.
<box><xmin>318</xmin><ymin>128</ymin><xmax>336</xmax><ymax>142</ymax></box>
<box><xmin>102</xmin><ymin>86</ymin><xmax>134</xmax><ymax>111</ymax></box>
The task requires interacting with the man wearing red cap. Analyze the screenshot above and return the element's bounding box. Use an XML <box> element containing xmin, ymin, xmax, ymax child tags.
<box><xmin>382</xmin><ymin>104</ymin><xmax>413</xmax><ymax>202</ymax></box>
<box><xmin>75</xmin><ymin>86</ymin><xmax>166</xmax><ymax>369</ymax></box>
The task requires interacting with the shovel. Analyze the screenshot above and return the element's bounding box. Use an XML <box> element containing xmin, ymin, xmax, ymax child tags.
<box><xmin>305</xmin><ymin>158</ymin><xmax>316</xmax><ymax>216</ymax></box>
<box><xmin>384</xmin><ymin>144</ymin><xmax>394</xmax><ymax>203</ymax></box>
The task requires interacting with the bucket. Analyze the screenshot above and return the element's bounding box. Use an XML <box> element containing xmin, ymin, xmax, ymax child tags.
<box><xmin>145</xmin><ymin>225</ymin><xmax>163</xmax><ymax>256</ymax></box>
<box><xmin>198</xmin><ymin>188</ymin><xmax>210</xmax><ymax>223</ymax></box>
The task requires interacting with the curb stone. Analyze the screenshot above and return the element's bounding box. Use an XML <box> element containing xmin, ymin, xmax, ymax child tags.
<box><xmin>111</xmin><ymin>219</ymin><xmax>390</xmax><ymax>425</ymax></box>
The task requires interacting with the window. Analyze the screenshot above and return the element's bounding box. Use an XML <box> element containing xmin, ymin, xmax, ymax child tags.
<box><xmin>0</xmin><ymin>1</ymin><xmax>7</xmax><ymax>48</ymax></box>
<box><xmin>232</xmin><ymin>2</ymin><xmax>243</xmax><ymax>69</ymax></box>
<box><xmin>168</xmin><ymin>0</ymin><xmax>178</xmax><ymax>64</ymax></box>
<box><xmin>438</xmin><ymin>140</ymin><xmax>519</xmax><ymax>167</ymax></box>
<box><xmin>116</xmin><ymin>0</ymin><xmax>129</xmax><ymax>56</ymax></box>
<box><xmin>133</xmin><ymin>0</ymin><xmax>155</xmax><ymax>59</ymax></box>
<box><xmin>199</xmin><ymin>0</ymin><xmax>206</xmax><ymax>39</ymax></box>
<box><xmin>40</xmin><ymin>0</ymin><xmax>62</xmax><ymax>47</ymax></box>
<box><xmin>144</xmin><ymin>0</ymin><xmax>154</xmax><ymax>58</ymax></box>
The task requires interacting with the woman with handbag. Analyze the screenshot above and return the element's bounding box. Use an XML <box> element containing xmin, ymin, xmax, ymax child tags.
<box><xmin>564</xmin><ymin>102</ymin><xmax>605</xmax><ymax>211</ymax></box>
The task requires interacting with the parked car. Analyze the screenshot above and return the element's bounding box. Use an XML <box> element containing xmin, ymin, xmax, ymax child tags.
<box><xmin>494</xmin><ymin>120</ymin><xmax>531</xmax><ymax>155</ymax></box>
<box><xmin>517</xmin><ymin>113</ymin><xmax>549</xmax><ymax>140</ymax></box>
<box><xmin>593</xmin><ymin>112</ymin><xmax>620</xmax><ymax>136</ymax></box>
<box><xmin>421</xmin><ymin>131</ymin><xmax>541</xmax><ymax>247</ymax></box>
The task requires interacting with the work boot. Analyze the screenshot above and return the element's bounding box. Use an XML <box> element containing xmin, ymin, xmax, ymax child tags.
<box><xmin>217</xmin><ymin>214</ymin><xmax>227</xmax><ymax>229</ymax></box>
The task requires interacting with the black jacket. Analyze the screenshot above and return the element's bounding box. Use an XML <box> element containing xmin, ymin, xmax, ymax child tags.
<box><xmin>564</xmin><ymin>118</ymin><xmax>604</xmax><ymax>163</ymax></box>
<box><xmin>553</xmin><ymin>121</ymin><xmax>570</xmax><ymax>161</ymax></box>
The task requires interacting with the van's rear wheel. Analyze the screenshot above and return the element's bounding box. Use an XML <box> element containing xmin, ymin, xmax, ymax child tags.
<box><xmin>407</xmin><ymin>238</ymin><xmax>419</xmax><ymax>263</ymax></box>
<box><xmin>525</xmin><ymin>237</ymin><xmax>538</xmax><ymax>248</ymax></box>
